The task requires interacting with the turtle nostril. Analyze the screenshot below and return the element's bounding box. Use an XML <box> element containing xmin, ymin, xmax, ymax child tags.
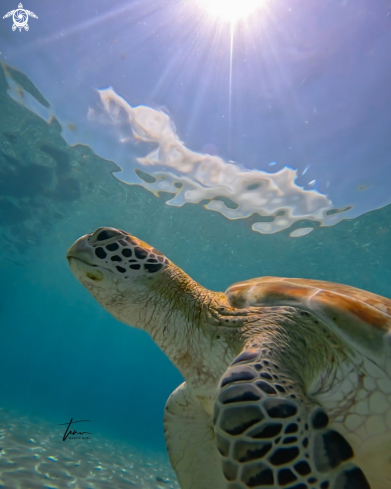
<box><xmin>96</xmin><ymin>229</ymin><xmax>119</xmax><ymax>242</ymax></box>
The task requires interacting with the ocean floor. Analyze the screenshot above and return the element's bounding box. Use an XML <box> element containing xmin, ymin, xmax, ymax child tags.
<box><xmin>0</xmin><ymin>407</ymin><xmax>179</xmax><ymax>489</ymax></box>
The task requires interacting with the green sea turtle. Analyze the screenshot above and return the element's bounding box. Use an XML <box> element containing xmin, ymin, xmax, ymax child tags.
<box><xmin>67</xmin><ymin>227</ymin><xmax>391</xmax><ymax>489</ymax></box>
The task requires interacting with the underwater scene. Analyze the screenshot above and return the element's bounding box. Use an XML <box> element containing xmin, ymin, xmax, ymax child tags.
<box><xmin>0</xmin><ymin>1</ymin><xmax>390</xmax><ymax>488</ymax></box>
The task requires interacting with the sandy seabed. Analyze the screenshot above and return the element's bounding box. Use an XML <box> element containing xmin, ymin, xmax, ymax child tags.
<box><xmin>0</xmin><ymin>407</ymin><xmax>179</xmax><ymax>489</ymax></box>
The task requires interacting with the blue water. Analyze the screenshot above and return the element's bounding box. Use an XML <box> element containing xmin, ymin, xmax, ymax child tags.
<box><xmin>0</xmin><ymin>1</ymin><xmax>391</xmax><ymax>488</ymax></box>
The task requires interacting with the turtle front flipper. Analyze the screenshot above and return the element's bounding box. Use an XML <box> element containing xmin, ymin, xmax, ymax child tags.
<box><xmin>214</xmin><ymin>348</ymin><xmax>371</xmax><ymax>489</ymax></box>
<box><xmin>164</xmin><ymin>382</ymin><xmax>227</xmax><ymax>489</ymax></box>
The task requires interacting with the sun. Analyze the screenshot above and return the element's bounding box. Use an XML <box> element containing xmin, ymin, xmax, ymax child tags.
<box><xmin>198</xmin><ymin>0</ymin><xmax>265</xmax><ymax>23</ymax></box>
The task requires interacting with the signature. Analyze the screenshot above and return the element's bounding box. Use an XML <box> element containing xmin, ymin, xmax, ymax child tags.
<box><xmin>58</xmin><ymin>418</ymin><xmax>92</xmax><ymax>441</ymax></box>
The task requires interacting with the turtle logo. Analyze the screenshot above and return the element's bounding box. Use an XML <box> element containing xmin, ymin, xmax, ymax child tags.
<box><xmin>2</xmin><ymin>3</ymin><xmax>38</xmax><ymax>32</ymax></box>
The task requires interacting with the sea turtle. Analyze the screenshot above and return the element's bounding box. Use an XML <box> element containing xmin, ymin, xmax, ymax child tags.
<box><xmin>67</xmin><ymin>227</ymin><xmax>391</xmax><ymax>489</ymax></box>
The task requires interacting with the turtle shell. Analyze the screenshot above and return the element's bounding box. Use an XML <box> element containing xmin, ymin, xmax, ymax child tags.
<box><xmin>225</xmin><ymin>277</ymin><xmax>391</xmax><ymax>357</ymax></box>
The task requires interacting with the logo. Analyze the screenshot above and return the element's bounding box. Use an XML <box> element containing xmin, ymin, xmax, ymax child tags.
<box><xmin>2</xmin><ymin>3</ymin><xmax>38</xmax><ymax>32</ymax></box>
<box><xmin>58</xmin><ymin>418</ymin><xmax>92</xmax><ymax>441</ymax></box>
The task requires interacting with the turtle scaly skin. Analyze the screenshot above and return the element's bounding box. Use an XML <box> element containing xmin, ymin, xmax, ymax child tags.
<box><xmin>67</xmin><ymin>227</ymin><xmax>391</xmax><ymax>489</ymax></box>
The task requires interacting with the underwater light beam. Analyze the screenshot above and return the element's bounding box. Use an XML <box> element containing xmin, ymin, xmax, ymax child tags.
<box><xmin>197</xmin><ymin>0</ymin><xmax>266</xmax><ymax>23</ymax></box>
<box><xmin>195</xmin><ymin>0</ymin><xmax>266</xmax><ymax>148</ymax></box>
<box><xmin>228</xmin><ymin>22</ymin><xmax>234</xmax><ymax>150</ymax></box>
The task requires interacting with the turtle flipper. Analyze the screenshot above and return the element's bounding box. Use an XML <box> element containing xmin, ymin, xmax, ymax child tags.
<box><xmin>164</xmin><ymin>382</ymin><xmax>226</xmax><ymax>489</ymax></box>
<box><xmin>2</xmin><ymin>10</ymin><xmax>15</xmax><ymax>19</ymax></box>
<box><xmin>26</xmin><ymin>11</ymin><xmax>38</xmax><ymax>19</ymax></box>
<box><xmin>214</xmin><ymin>348</ymin><xmax>371</xmax><ymax>489</ymax></box>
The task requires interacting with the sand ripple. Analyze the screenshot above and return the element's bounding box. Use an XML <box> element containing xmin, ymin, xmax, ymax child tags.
<box><xmin>0</xmin><ymin>407</ymin><xmax>178</xmax><ymax>489</ymax></box>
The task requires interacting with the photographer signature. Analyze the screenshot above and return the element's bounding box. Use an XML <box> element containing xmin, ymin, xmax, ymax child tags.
<box><xmin>58</xmin><ymin>418</ymin><xmax>92</xmax><ymax>441</ymax></box>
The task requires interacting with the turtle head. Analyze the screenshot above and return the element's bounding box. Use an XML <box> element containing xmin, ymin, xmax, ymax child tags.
<box><xmin>67</xmin><ymin>227</ymin><xmax>238</xmax><ymax>385</ymax></box>
<box><xmin>66</xmin><ymin>227</ymin><xmax>170</xmax><ymax>326</ymax></box>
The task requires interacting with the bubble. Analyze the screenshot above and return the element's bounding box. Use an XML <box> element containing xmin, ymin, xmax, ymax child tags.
<box><xmin>289</xmin><ymin>228</ymin><xmax>314</xmax><ymax>238</ymax></box>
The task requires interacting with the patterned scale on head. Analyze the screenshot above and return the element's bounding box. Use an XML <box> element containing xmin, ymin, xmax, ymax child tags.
<box><xmin>67</xmin><ymin>227</ymin><xmax>391</xmax><ymax>489</ymax></box>
<box><xmin>90</xmin><ymin>227</ymin><xmax>169</xmax><ymax>277</ymax></box>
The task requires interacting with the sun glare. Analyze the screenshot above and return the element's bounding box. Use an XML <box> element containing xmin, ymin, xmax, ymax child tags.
<box><xmin>198</xmin><ymin>0</ymin><xmax>265</xmax><ymax>23</ymax></box>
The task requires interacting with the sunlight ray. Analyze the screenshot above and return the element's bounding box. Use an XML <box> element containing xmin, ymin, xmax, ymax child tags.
<box><xmin>197</xmin><ymin>0</ymin><xmax>266</xmax><ymax>23</ymax></box>
<box><xmin>9</xmin><ymin>1</ymin><xmax>159</xmax><ymax>55</ymax></box>
<box><xmin>228</xmin><ymin>22</ymin><xmax>234</xmax><ymax>151</ymax></box>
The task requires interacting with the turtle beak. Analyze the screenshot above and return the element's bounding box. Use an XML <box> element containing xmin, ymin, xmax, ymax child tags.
<box><xmin>66</xmin><ymin>234</ymin><xmax>95</xmax><ymax>266</ymax></box>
